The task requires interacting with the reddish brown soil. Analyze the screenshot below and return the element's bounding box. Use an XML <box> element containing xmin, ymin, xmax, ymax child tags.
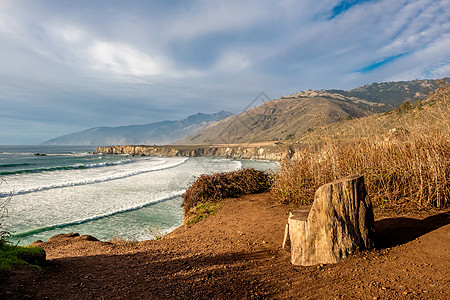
<box><xmin>1</xmin><ymin>193</ymin><xmax>449</xmax><ymax>299</ymax></box>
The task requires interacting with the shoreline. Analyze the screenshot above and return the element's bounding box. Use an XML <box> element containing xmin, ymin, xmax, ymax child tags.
<box><xmin>95</xmin><ymin>143</ymin><xmax>296</xmax><ymax>161</ymax></box>
<box><xmin>7</xmin><ymin>156</ymin><xmax>276</xmax><ymax>246</ymax></box>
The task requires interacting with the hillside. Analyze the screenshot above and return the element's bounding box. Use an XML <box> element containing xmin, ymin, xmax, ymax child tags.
<box><xmin>179</xmin><ymin>79</ymin><xmax>447</xmax><ymax>145</ymax></box>
<box><xmin>43</xmin><ymin>111</ymin><xmax>232</xmax><ymax>145</ymax></box>
<box><xmin>271</xmin><ymin>83</ymin><xmax>449</xmax><ymax>210</ymax></box>
<box><xmin>298</xmin><ymin>81</ymin><xmax>450</xmax><ymax>144</ymax></box>
<box><xmin>326</xmin><ymin>78</ymin><xmax>446</xmax><ymax>108</ymax></box>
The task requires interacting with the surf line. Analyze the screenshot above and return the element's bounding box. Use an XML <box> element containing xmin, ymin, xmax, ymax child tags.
<box><xmin>11</xmin><ymin>192</ymin><xmax>185</xmax><ymax>238</ymax></box>
<box><xmin>0</xmin><ymin>158</ymin><xmax>136</xmax><ymax>176</ymax></box>
<box><xmin>0</xmin><ymin>157</ymin><xmax>189</xmax><ymax>198</ymax></box>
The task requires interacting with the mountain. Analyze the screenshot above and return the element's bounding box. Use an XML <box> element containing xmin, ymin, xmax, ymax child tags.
<box><xmin>43</xmin><ymin>111</ymin><xmax>233</xmax><ymax>145</ymax></box>
<box><xmin>179</xmin><ymin>79</ymin><xmax>448</xmax><ymax>145</ymax></box>
<box><xmin>326</xmin><ymin>78</ymin><xmax>447</xmax><ymax>108</ymax></box>
<box><xmin>298</xmin><ymin>82</ymin><xmax>450</xmax><ymax>144</ymax></box>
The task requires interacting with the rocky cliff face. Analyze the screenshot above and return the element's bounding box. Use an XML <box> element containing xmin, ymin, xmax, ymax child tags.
<box><xmin>95</xmin><ymin>143</ymin><xmax>294</xmax><ymax>161</ymax></box>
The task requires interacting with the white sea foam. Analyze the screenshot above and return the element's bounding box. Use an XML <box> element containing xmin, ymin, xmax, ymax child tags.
<box><xmin>0</xmin><ymin>157</ymin><xmax>188</xmax><ymax>197</ymax></box>
<box><xmin>12</xmin><ymin>191</ymin><xmax>185</xmax><ymax>238</ymax></box>
<box><xmin>4</xmin><ymin>156</ymin><xmax>246</xmax><ymax>245</ymax></box>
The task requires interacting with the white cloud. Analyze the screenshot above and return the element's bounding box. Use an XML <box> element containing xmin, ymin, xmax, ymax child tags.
<box><xmin>57</xmin><ymin>26</ymin><xmax>86</xmax><ymax>43</ymax></box>
<box><xmin>432</xmin><ymin>63</ymin><xmax>450</xmax><ymax>78</ymax></box>
<box><xmin>0</xmin><ymin>0</ymin><xmax>15</xmax><ymax>31</ymax></box>
<box><xmin>214</xmin><ymin>51</ymin><xmax>251</xmax><ymax>72</ymax></box>
<box><xmin>0</xmin><ymin>15</ymin><xmax>12</xmax><ymax>34</ymax></box>
<box><xmin>379</xmin><ymin>0</ymin><xmax>450</xmax><ymax>57</ymax></box>
<box><xmin>165</xmin><ymin>0</ymin><xmax>268</xmax><ymax>41</ymax></box>
<box><xmin>369</xmin><ymin>33</ymin><xmax>450</xmax><ymax>82</ymax></box>
<box><xmin>88</xmin><ymin>41</ymin><xmax>164</xmax><ymax>76</ymax></box>
<box><xmin>0</xmin><ymin>0</ymin><xmax>449</xmax><ymax>143</ymax></box>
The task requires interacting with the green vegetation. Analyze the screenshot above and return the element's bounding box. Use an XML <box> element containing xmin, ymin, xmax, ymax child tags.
<box><xmin>0</xmin><ymin>187</ymin><xmax>47</xmax><ymax>272</ymax></box>
<box><xmin>397</xmin><ymin>101</ymin><xmax>412</xmax><ymax>114</ymax></box>
<box><xmin>182</xmin><ymin>168</ymin><xmax>272</xmax><ymax>223</ymax></box>
<box><xmin>328</xmin><ymin>78</ymin><xmax>449</xmax><ymax>107</ymax></box>
<box><xmin>271</xmin><ymin>84</ymin><xmax>450</xmax><ymax>210</ymax></box>
<box><xmin>285</xmin><ymin>133</ymin><xmax>295</xmax><ymax>140</ymax></box>
<box><xmin>147</xmin><ymin>224</ymin><xmax>164</xmax><ymax>240</ymax></box>
<box><xmin>186</xmin><ymin>202</ymin><xmax>222</xmax><ymax>224</ymax></box>
<box><xmin>0</xmin><ymin>243</ymin><xmax>46</xmax><ymax>272</ymax></box>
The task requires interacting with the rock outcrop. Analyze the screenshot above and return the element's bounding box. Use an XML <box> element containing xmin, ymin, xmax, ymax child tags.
<box><xmin>95</xmin><ymin>143</ymin><xmax>295</xmax><ymax>161</ymax></box>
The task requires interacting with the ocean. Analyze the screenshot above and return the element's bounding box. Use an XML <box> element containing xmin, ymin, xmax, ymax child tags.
<box><xmin>0</xmin><ymin>145</ymin><xmax>276</xmax><ymax>245</ymax></box>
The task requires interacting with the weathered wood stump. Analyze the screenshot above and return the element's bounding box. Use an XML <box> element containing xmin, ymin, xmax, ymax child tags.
<box><xmin>287</xmin><ymin>174</ymin><xmax>375</xmax><ymax>266</ymax></box>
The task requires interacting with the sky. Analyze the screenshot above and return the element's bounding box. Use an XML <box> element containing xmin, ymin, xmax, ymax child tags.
<box><xmin>0</xmin><ymin>0</ymin><xmax>449</xmax><ymax>144</ymax></box>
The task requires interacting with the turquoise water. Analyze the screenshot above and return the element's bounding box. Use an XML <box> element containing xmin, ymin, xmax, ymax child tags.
<box><xmin>0</xmin><ymin>146</ymin><xmax>276</xmax><ymax>245</ymax></box>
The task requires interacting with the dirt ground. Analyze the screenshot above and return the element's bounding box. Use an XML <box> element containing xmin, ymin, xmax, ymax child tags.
<box><xmin>1</xmin><ymin>192</ymin><xmax>449</xmax><ymax>299</ymax></box>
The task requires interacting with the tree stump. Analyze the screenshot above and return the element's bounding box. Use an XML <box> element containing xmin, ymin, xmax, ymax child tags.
<box><xmin>288</xmin><ymin>174</ymin><xmax>375</xmax><ymax>266</ymax></box>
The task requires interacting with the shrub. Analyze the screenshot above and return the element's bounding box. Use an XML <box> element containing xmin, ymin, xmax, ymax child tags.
<box><xmin>147</xmin><ymin>224</ymin><xmax>164</xmax><ymax>240</ymax></box>
<box><xmin>397</xmin><ymin>101</ymin><xmax>412</xmax><ymax>114</ymax></box>
<box><xmin>182</xmin><ymin>168</ymin><xmax>273</xmax><ymax>214</ymax></box>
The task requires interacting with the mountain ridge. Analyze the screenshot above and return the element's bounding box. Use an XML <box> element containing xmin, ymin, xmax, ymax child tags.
<box><xmin>44</xmin><ymin>78</ymin><xmax>448</xmax><ymax>146</ymax></box>
<box><xmin>96</xmin><ymin>81</ymin><xmax>450</xmax><ymax>162</ymax></box>
<box><xmin>43</xmin><ymin>110</ymin><xmax>233</xmax><ymax>145</ymax></box>
<box><xmin>179</xmin><ymin>78</ymin><xmax>448</xmax><ymax>145</ymax></box>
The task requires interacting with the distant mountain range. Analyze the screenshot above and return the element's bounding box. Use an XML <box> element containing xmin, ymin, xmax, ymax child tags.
<box><xmin>179</xmin><ymin>78</ymin><xmax>448</xmax><ymax>144</ymax></box>
<box><xmin>44</xmin><ymin>78</ymin><xmax>448</xmax><ymax>146</ymax></box>
<box><xmin>43</xmin><ymin>111</ymin><xmax>233</xmax><ymax>145</ymax></box>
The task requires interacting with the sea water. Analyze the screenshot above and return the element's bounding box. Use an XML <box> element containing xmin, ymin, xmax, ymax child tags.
<box><xmin>0</xmin><ymin>145</ymin><xmax>276</xmax><ymax>245</ymax></box>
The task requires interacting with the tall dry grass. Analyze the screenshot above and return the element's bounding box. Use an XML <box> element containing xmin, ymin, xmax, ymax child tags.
<box><xmin>271</xmin><ymin>84</ymin><xmax>450</xmax><ymax>209</ymax></box>
<box><xmin>0</xmin><ymin>180</ymin><xmax>12</xmax><ymax>245</ymax></box>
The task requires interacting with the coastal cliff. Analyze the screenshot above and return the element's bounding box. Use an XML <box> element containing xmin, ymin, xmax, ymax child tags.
<box><xmin>95</xmin><ymin>143</ymin><xmax>294</xmax><ymax>161</ymax></box>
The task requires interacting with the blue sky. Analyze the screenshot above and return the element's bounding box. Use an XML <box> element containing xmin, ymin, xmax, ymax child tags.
<box><xmin>0</xmin><ymin>0</ymin><xmax>449</xmax><ymax>144</ymax></box>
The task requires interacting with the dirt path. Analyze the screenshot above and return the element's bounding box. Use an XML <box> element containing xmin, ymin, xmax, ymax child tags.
<box><xmin>1</xmin><ymin>193</ymin><xmax>449</xmax><ymax>299</ymax></box>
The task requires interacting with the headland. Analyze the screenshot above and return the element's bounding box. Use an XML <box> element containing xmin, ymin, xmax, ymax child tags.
<box><xmin>95</xmin><ymin>142</ymin><xmax>296</xmax><ymax>161</ymax></box>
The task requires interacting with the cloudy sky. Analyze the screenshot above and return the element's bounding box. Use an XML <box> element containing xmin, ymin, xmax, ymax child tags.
<box><xmin>0</xmin><ymin>0</ymin><xmax>449</xmax><ymax>144</ymax></box>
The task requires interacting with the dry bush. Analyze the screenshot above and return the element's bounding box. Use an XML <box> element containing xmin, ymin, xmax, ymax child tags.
<box><xmin>271</xmin><ymin>84</ymin><xmax>450</xmax><ymax>210</ymax></box>
<box><xmin>0</xmin><ymin>200</ymin><xmax>11</xmax><ymax>246</ymax></box>
<box><xmin>182</xmin><ymin>168</ymin><xmax>272</xmax><ymax>213</ymax></box>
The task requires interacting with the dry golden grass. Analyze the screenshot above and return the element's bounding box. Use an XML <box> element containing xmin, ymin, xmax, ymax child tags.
<box><xmin>271</xmin><ymin>83</ymin><xmax>450</xmax><ymax>210</ymax></box>
<box><xmin>0</xmin><ymin>181</ymin><xmax>12</xmax><ymax>245</ymax></box>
